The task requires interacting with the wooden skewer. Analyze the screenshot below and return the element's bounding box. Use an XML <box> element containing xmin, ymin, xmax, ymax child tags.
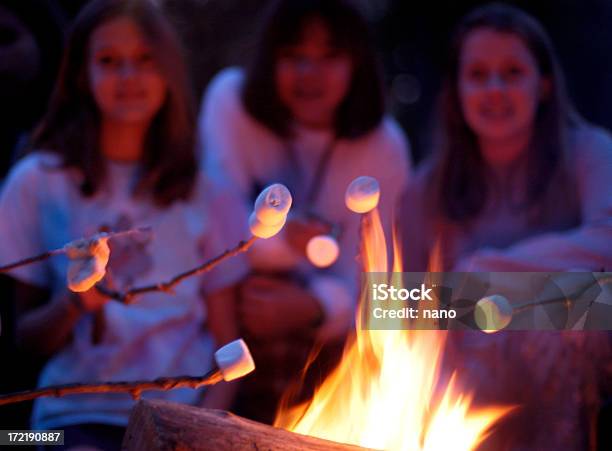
<box><xmin>98</xmin><ymin>236</ymin><xmax>258</xmax><ymax>303</ymax></box>
<box><xmin>0</xmin><ymin>227</ymin><xmax>257</xmax><ymax>304</ymax></box>
<box><xmin>0</xmin><ymin>370</ymin><xmax>224</xmax><ymax>406</ymax></box>
<box><xmin>0</xmin><ymin>228</ymin><xmax>152</xmax><ymax>273</ymax></box>
<box><xmin>0</xmin><ymin>338</ymin><xmax>255</xmax><ymax>407</ymax></box>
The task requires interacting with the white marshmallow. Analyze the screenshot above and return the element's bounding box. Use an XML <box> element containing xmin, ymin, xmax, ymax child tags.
<box><xmin>214</xmin><ymin>339</ymin><xmax>255</xmax><ymax>382</ymax></box>
<box><xmin>474</xmin><ymin>295</ymin><xmax>513</xmax><ymax>333</ymax></box>
<box><xmin>65</xmin><ymin>234</ymin><xmax>110</xmax><ymax>292</ymax></box>
<box><xmin>254</xmin><ymin>184</ymin><xmax>292</xmax><ymax>226</ymax></box>
<box><xmin>249</xmin><ymin>212</ymin><xmax>286</xmax><ymax>239</ymax></box>
<box><xmin>345</xmin><ymin>176</ymin><xmax>380</xmax><ymax>213</ymax></box>
<box><xmin>306</xmin><ymin>235</ymin><xmax>340</xmax><ymax>268</ymax></box>
<box><xmin>63</xmin><ymin>233</ymin><xmax>109</xmax><ymax>259</ymax></box>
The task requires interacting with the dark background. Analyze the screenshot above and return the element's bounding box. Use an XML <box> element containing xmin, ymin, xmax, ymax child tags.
<box><xmin>163</xmin><ymin>0</ymin><xmax>612</xmax><ymax>162</ymax></box>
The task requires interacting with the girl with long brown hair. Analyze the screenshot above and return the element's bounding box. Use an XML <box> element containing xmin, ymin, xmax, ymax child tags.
<box><xmin>400</xmin><ymin>3</ymin><xmax>612</xmax><ymax>272</ymax></box>
<box><xmin>199</xmin><ymin>0</ymin><xmax>412</xmax><ymax>423</ymax></box>
<box><xmin>398</xmin><ymin>5</ymin><xmax>612</xmax><ymax>449</ymax></box>
<box><xmin>0</xmin><ymin>0</ymin><xmax>246</xmax><ymax>447</ymax></box>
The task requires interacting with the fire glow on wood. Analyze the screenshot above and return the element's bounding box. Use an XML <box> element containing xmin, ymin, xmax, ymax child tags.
<box><xmin>274</xmin><ymin>199</ymin><xmax>512</xmax><ymax>450</ymax></box>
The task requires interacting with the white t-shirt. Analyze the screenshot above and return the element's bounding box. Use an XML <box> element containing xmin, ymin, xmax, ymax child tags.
<box><xmin>199</xmin><ymin>67</ymin><xmax>412</xmax><ymax>339</ymax></box>
<box><xmin>0</xmin><ymin>152</ymin><xmax>248</xmax><ymax>428</ymax></box>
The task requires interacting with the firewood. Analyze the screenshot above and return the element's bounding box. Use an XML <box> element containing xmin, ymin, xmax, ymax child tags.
<box><xmin>122</xmin><ymin>399</ymin><xmax>370</xmax><ymax>451</ymax></box>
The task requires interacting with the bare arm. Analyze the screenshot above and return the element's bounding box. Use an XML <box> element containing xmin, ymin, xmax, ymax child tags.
<box><xmin>454</xmin><ymin>126</ymin><xmax>612</xmax><ymax>272</ymax></box>
<box><xmin>15</xmin><ymin>279</ymin><xmax>108</xmax><ymax>358</ymax></box>
<box><xmin>15</xmin><ymin>279</ymin><xmax>78</xmax><ymax>357</ymax></box>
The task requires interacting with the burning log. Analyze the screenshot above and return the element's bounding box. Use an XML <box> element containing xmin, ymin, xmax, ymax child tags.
<box><xmin>122</xmin><ymin>399</ymin><xmax>370</xmax><ymax>451</ymax></box>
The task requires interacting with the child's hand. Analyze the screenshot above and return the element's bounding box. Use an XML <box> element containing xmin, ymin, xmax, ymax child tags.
<box><xmin>239</xmin><ymin>275</ymin><xmax>323</xmax><ymax>339</ymax></box>
<box><xmin>78</xmin><ymin>286</ymin><xmax>111</xmax><ymax>312</ymax></box>
<box><xmin>63</xmin><ymin>286</ymin><xmax>110</xmax><ymax>314</ymax></box>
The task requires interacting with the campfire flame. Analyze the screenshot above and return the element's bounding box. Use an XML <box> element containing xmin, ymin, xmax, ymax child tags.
<box><xmin>275</xmin><ymin>209</ymin><xmax>509</xmax><ymax>450</ymax></box>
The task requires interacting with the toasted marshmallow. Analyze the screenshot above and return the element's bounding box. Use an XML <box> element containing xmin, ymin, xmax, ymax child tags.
<box><xmin>249</xmin><ymin>212</ymin><xmax>286</xmax><ymax>239</ymax></box>
<box><xmin>65</xmin><ymin>234</ymin><xmax>110</xmax><ymax>292</ymax></box>
<box><xmin>345</xmin><ymin>176</ymin><xmax>380</xmax><ymax>213</ymax></box>
<box><xmin>254</xmin><ymin>184</ymin><xmax>292</xmax><ymax>226</ymax></box>
<box><xmin>475</xmin><ymin>295</ymin><xmax>513</xmax><ymax>333</ymax></box>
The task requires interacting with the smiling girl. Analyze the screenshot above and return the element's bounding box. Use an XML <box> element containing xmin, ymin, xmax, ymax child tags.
<box><xmin>0</xmin><ymin>0</ymin><xmax>246</xmax><ymax>448</ymax></box>
<box><xmin>397</xmin><ymin>4</ymin><xmax>612</xmax><ymax>449</ymax></box>
<box><xmin>199</xmin><ymin>0</ymin><xmax>412</xmax><ymax>422</ymax></box>
<box><xmin>400</xmin><ymin>3</ymin><xmax>612</xmax><ymax>272</ymax></box>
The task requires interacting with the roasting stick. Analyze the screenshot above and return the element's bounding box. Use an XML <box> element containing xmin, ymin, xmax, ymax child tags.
<box><xmin>346</xmin><ymin>176</ymin><xmax>397</xmax><ymax>330</ymax></box>
<box><xmin>99</xmin><ymin>236</ymin><xmax>259</xmax><ymax>303</ymax></box>
<box><xmin>345</xmin><ymin>176</ymin><xmax>383</xmax><ymax>272</ymax></box>
<box><xmin>0</xmin><ymin>184</ymin><xmax>295</xmax><ymax>303</ymax></box>
<box><xmin>0</xmin><ymin>228</ymin><xmax>151</xmax><ymax>273</ymax></box>
<box><xmin>0</xmin><ymin>339</ymin><xmax>255</xmax><ymax>406</ymax></box>
<box><xmin>112</xmin><ymin>183</ymin><xmax>293</xmax><ymax>302</ymax></box>
<box><xmin>476</xmin><ymin>272</ymin><xmax>612</xmax><ymax>333</ymax></box>
<box><xmin>346</xmin><ymin>175</ymin><xmax>437</xmax><ymax>329</ymax></box>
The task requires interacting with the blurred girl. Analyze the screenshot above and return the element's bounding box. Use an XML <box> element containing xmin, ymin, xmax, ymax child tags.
<box><xmin>199</xmin><ymin>0</ymin><xmax>411</xmax><ymax>422</ymax></box>
<box><xmin>0</xmin><ymin>0</ymin><xmax>246</xmax><ymax>448</ymax></box>
<box><xmin>400</xmin><ymin>3</ymin><xmax>612</xmax><ymax>272</ymax></box>
<box><xmin>398</xmin><ymin>4</ymin><xmax>612</xmax><ymax>449</ymax></box>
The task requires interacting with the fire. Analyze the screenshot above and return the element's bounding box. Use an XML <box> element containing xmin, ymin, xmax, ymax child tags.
<box><xmin>275</xmin><ymin>209</ymin><xmax>509</xmax><ymax>450</ymax></box>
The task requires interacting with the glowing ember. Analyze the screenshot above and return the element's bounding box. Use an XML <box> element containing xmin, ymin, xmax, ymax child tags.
<box><xmin>275</xmin><ymin>209</ymin><xmax>509</xmax><ymax>450</ymax></box>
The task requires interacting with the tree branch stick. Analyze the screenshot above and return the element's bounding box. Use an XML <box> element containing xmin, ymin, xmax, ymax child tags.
<box><xmin>0</xmin><ymin>228</ymin><xmax>257</xmax><ymax>304</ymax></box>
<box><xmin>0</xmin><ymin>227</ymin><xmax>152</xmax><ymax>273</ymax></box>
<box><xmin>98</xmin><ymin>236</ymin><xmax>258</xmax><ymax>303</ymax></box>
<box><xmin>0</xmin><ymin>369</ymin><xmax>224</xmax><ymax>406</ymax></box>
<box><xmin>513</xmin><ymin>273</ymin><xmax>612</xmax><ymax>314</ymax></box>
<box><xmin>0</xmin><ymin>249</ymin><xmax>64</xmax><ymax>272</ymax></box>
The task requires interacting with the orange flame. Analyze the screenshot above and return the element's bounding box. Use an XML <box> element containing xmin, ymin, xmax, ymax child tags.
<box><xmin>275</xmin><ymin>208</ymin><xmax>510</xmax><ymax>450</ymax></box>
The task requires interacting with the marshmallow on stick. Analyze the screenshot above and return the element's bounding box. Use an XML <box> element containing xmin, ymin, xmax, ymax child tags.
<box><xmin>0</xmin><ymin>228</ymin><xmax>151</xmax><ymax>294</ymax></box>
<box><xmin>250</xmin><ymin>184</ymin><xmax>292</xmax><ymax>239</ymax></box>
<box><xmin>345</xmin><ymin>176</ymin><xmax>380</xmax><ymax>213</ymax></box>
<box><xmin>249</xmin><ymin>213</ymin><xmax>287</xmax><ymax>239</ymax></box>
<box><xmin>63</xmin><ymin>227</ymin><xmax>152</xmax><ymax>293</ymax></box>
<box><xmin>214</xmin><ymin>339</ymin><xmax>256</xmax><ymax>381</ymax></box>
<box><xmin>474</xmin><ymin>295</ymin><xmax>513</xmax><ymax>333</ymax></box>
<box><xmin>0</xmin><ymin>338</ymin><xmax>255</xmax><ymax>407</ymax></box>
<box><xmin>64</xmin><ymin>233</ymin><xmax>111</xmax><ymax>292</ymax></box>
